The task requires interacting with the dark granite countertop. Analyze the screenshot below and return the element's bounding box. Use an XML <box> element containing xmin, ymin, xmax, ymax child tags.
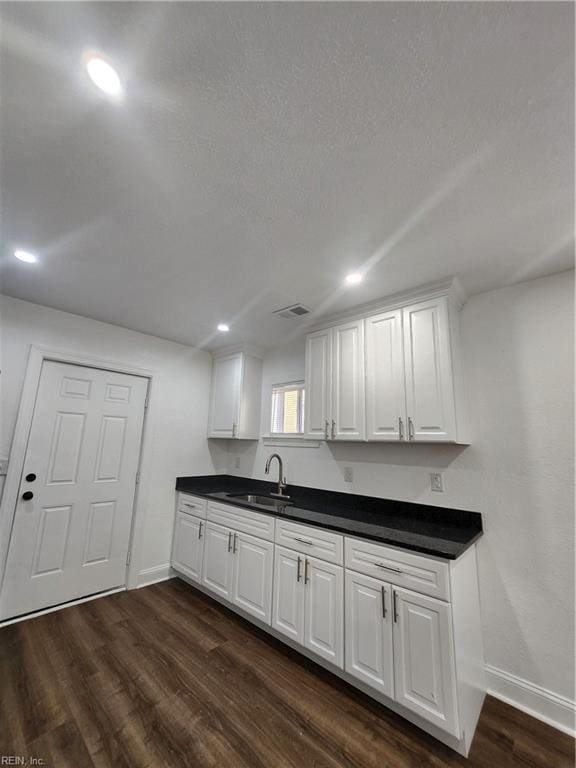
<box><xmin>175</xmin><ymin>475</ymin><xmax>482</xmax><ymax>559</ymax></box>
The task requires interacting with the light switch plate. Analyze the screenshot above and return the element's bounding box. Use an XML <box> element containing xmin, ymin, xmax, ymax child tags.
<box><xmin>343</xmin><ymin>466</ymin><xmax>354</xmax><ymax>483</ymax></box>
<box><xmin>430</xmin><ymin>473</ymin><xmax>444</xmax><ymax>492</ymax></box>
<box><xmin>0</xmin><ymin>459</ymin><xmax>8</xmax><ymax>475</ymax></box>
<box><xmin>234</xmin><ymin>456</ymin><xmax>241</xmax><ymax>470</ymax></box>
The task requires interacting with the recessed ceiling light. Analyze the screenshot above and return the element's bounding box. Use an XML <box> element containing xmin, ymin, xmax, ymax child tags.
<box><xmin>14</xmin><ymin>249</ymin><xmax>38</xmax><ymax>264</ymax></box>
<box><xmin>345</xmin><ymin>272</ymin><xmax>363</xmax><ymax>285</ymax></box>
<box><xmin>85</xmin><ymin>55</ymin><xmax>123</xmax><ymax>99</ymax></box>
<box><xmin>217</xmin><ymin>323</ymin><xmax>230</xmax><ymax>333</ymax></box>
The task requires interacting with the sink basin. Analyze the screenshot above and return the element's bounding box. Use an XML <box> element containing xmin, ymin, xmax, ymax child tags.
<box><xmin>228</xmin><ymin>493</ymin><xmax>292</xmax><ymax>510</ymax></box>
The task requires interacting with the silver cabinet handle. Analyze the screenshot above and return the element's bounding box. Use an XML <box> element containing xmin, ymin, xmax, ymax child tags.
<box><xmin>233</xmin><ymin>532</ymin><xmax>238</xmax><ymax>554</ymax></box>
<box><xmin>393</xmin><ymin>589</ymin><xmax>399</xmax><ymax>623</ymax></box>
<box><xmin>304</xmin><ymin>558</ymin><xmax>310</xmax><ymax>584</ymax></box>
<box><xmin>227</xmin><ymin>531</ymin><xmax>233</xmax><ymax>552</ymax></box>
<box><xmin>398</xmin><ymin>417</ymin><xmax>404</xmax><ymax>441</ymax></box>
<box><xmin>232</xmin><ymin>423</ymin><xmax>237</xmax><ymax>438</ymax></box>
<box><xmin>408</xmin><ymin>417</ymin><xmax>415</xmax><ymax>440</ymax></box>
<box><xmin>183</xmin><ymin>502</ymin><xmax>197</xmax><ymax>508</ymax></box>
<box><xmin>331</xmin><ymin>420</ymin><xmax>336</xmax><ymax>440</ymax></box>
<box><xmin>297</xmin><ymin>556</ymin><xmax>302</xmax><ymax>582</ymax></box>
<box><xmin>381</xmin><ymin>586</ymin><xmax>387</xmax><ymax>618</ymax></box>
<box><xmin>294</xmin><ymin>537</ymin><xmax>313</xmax><ymax>546</ymax></box>
<box><xmin>324</xmin><ymin>420</ymin><xmax>329</xmax><ymax>440</ymax></box>
<box><xmin>198</xmin><ymin>521</ymin><xmax>203</xmax><ymax>539</ymax></box>
<box><xmin>375</xmin><ymin>562</ymin><xmax>402</xmax><ymax>573</ymax></box>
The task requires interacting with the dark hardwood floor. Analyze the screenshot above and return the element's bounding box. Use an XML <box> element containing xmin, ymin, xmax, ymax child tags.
<box><xmin>0</xmin><ymin>579</ymin><xmax>573</xmax><ymax>768</ymax></box>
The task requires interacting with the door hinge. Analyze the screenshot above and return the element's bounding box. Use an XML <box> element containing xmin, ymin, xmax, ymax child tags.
<box><xmin>144</xmin><ymin>395</ymin><xmax>150</xmax><ymax>409</ymax></box>
<box><xmin>135</xmin><ymin>471</ymin><xmax>141</xmax><ymax>485</ymax></box>
<box><xmin>126</xmin><ymin>550</ymin><xmax>131</xmax><ymax>566</ymax></box>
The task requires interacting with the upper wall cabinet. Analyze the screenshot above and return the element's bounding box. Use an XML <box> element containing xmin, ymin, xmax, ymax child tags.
<box><xmin>304</xmin><ymin>320</ymin><xmax>365</xmax><ymax>441</ymax></box>
<box><xmin>306</xmin><ymin>280</ymin><xmax>469</xmax><ymax>444</ymax></box>
<box><xmin>208</xmin><ymin>351</ymin><xmax>262</xmax><ymax>439</ymax></box>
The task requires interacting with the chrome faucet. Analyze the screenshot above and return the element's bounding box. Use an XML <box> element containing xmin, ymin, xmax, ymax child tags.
<box><xmin>265</xmin><ymin>453</ymin><xmax>288</xmax><ymax>498</ymax></box>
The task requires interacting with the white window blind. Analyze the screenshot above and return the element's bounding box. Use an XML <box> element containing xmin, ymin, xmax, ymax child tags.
<box><xmin>271</xmin><ymin>381</ymin><xmax>305</xmax><ymax>435</ymax></box>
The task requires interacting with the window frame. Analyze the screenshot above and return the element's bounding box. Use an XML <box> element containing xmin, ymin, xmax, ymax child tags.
<box><xmin>269</xmin><ymin>380</ymin><xmax>305</xmax><ymax>438</ymax></box>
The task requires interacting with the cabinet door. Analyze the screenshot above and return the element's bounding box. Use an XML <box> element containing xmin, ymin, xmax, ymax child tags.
<box><xmin>304</xmin><ymin>330</ymin><xmax>332</xmax><ymax>439</ymax></box>
<box><xmin>208</xmin><ymin>354</ymin><xmax>241</xmax><ymax>438</ymax></box>
<box><xmin>345</xmin><ymin>571</ymin><xmax>394</xmax><ymax>697</ymax></box>
<box><xmin>231</xmin><ymin>531</ymin><xmax>274</xmax><ymax>624</ymax></box>
<box><xmin>332</xmin><ymin>320</ymin><xmax>365</xmax><ymax>440</ymax></box>
<box><xmin>365</xmin><ymin>310</ymin><xmax>406</xmax><ymax>441</ymax></box>
<box><xmin>201</xmin><ymin>522</ymin><xmax>233</xmax><ymax>599</ymax></box>
<box><xmin>304</xmin><ymin>556</ymin><xmax>344</xmax><ymax>668</ymax></box>
<box><xmin>402</xmin><ymin>298</ymin><xmax>456</xmax><ymax>441</ymax></box>
<box><xmin>272</xmin><ymin>546</ymin><xmax>305</xmax><ymax>645</ymax></box>
<box><xmin>392</xmin><ymin>586</ymin><xmax>459</xmax><ymax>736</ymax></box>
<box><xmin>172</xmin><ymin>511</ymin><xmax>204</xmax><ymax>583</ymax></box>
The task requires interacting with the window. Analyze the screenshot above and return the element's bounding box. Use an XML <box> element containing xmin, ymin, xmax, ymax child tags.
<box><xmin>270</xmin><ymin>381</ymin><xmax>305</xmax><ymax>435</ymax></box>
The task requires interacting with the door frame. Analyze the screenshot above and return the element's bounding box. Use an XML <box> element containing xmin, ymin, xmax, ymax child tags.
<box><xmin>0</xmin><ymin>344</ymin><xmax>157</xmax><ymax>605</ymax></box>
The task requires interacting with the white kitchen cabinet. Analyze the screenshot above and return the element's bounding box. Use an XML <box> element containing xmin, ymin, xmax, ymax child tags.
<box><xmin>365</xmin><ymin>309</ymin><xmax>406</xmax><ymax>441</ymax></box>
<box><xmin>345</xmin><ymin>570</ymin><xmax>394</xmax><ymax>697</ymax></box>
<box><xmin>304</xmin><ymin>321</ymin><xmax>365</xmax><ymax>441</ymax></box>
<box><xmin>402</xmin><ymin>297</ymin><xmax>457</xmax><ymax>442</ymax></box>
<box><xmin>172</xmin><ymin>510</ymin><xmax>205</xmax><ymax>584</ymax></box>
<box><xmin>202</xmin><ymin>521</ymin><xmax>234</xmax><ymax>599</ymax></box>
<box><xmin>331</xmin><ymin>320</ymin><xmax>365</xmax><ymax>441</ymax></box>
<box><xmin>230</xmin><ymin>530</ymin><xmax>274</xmax><ymax>623</ymax></box>
<box><xmin>272</xmin><ymin>545</ymin><xmax>343</xmax><ymax>668</ymax></box>
<box><xmin>304</xmin><ymin>329</ymin><xmax>332</xmax><ymax>439</ymax></box>
<box><xmin>305</xmin><ymin>279</ymin><xmax>469</xmax><ymax>444</ymax></box>
<box><xmin>272</xmin><ymin>546</ymin><xmax>305</xmax><ymax>644</ymax></box>
<box><xmin>392</xmin><ymin>586</ymin><xmax>459</xmax><ymax>737</ymax></box>
<box><xmin>304</xmin><ymin>555</ymin><xmax>344</xmax><ymax>667</ymax></box>
<box><xmin>208</xmin><ymin>351</ymin><xmax>262</xmax><ymax>439</ymax></box>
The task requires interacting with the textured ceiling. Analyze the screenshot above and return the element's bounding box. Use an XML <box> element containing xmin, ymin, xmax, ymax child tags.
<box><xmin>0</xmin><ymin>2</ymin><xmax>573</xmax><ymax>350</ymax></box>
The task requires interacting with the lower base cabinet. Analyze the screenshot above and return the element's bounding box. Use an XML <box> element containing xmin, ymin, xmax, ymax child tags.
<box><xmin>345</xmin><ymin>570</ymin><xmax>459</xmax><ymax>737</ymax></box>
<box><xmin>392</xmin><ymin>586</ymin><xmax>459</xmax><ymax>736</ymax></box>
<box><xmin>172</xmin><ymin>510</ymin><xmax>205</xmax><ymax>583</ymax></box>
<box><xmin>272</xmin><ymin>546</ymin><xmax>344</xmax><ymax>668</ymax></box>
<box><xmin>345</xmin><ymin>570</ymin><xmax>394</xmax><ymax>698</ymax></box>
<box><xmin>202</xmin><ymin>521</ymin><xmax>274</xmax><ymax>624</ymax></box>
<box><xmin>172</xmin><ymin>497</ymin><xmax>484</xmax><ymax>756</ymax></box>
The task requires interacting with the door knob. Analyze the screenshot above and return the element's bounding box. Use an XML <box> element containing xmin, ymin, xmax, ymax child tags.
<box><xmin>22</xmin><ymin>491</ymin><xmax>34</xmax><ymax>501</ymax></box>
<box><xmin>25</xmin><ymin>473</ymin><xmax>37</xmax><ymax>482</ymax></box>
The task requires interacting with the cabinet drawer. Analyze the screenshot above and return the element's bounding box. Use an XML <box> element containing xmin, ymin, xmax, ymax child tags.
<box><xmin>177</xmin><ymin>493</ymin><xmax>207</xmax><ymax>519</ymax></box>
<box><xmin>207</xmin><ymin>502</ymin><xmax>275</xmax><ymax>542</ymax></box>
<box><xmin>276</xmin><ymin>519</ymin><xmax>343</xmax><ymax>565</ymax></box>
<box><xmin>345</xmin><ymin>537</ymin><xmax>449</xmax><ymax>601</ymax></box>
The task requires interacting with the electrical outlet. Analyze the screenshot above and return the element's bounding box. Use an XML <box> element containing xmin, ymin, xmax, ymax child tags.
<box><xmin>344</xmin><ymin>466</ymin><xmax>354</xmax><ymax>483</ymax></box>
<box><xmin>430</xmin><ymin>473</ymin><xmax>444</xmax><ymax>492</ymax></box>
<box><xmin>234</xmin><ymin>456</ymin><xmax>241</xmax><ymax>470</ymax></box>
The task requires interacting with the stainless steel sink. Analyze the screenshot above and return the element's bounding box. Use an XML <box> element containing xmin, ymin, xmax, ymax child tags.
<box><xmin>228</xmin><ymin>493</ymin><xmax>292</xmax><ymax>510</ymax></box>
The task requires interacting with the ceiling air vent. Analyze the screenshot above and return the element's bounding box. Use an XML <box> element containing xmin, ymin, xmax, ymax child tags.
<box><xmin>273</xmin><ymin>303</ymin><xmax>311</xmax><ymax>319</ymax></box>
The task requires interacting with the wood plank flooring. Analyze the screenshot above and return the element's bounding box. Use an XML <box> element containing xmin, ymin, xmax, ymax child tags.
<box><xmin>0</xmin><ymin>579</ymin><xmax>573</xmax><ymax>768</ymax></box>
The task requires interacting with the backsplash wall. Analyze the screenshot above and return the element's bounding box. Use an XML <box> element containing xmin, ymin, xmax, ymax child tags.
<box><xmin>224</xmin><ymin>270</ymin><xmax>575</xmax><ymax>720</ymax></box>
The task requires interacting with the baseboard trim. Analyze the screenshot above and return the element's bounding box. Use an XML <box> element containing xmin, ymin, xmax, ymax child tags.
<box><xmin>486</xmin><ymin>664</ymin><xmax>575</xmax><ymax>737</ymax></box>
<box><xmin>137</xmin><ymin>564</ymin><xmax>173</xmax><ymax>588</ymax></box>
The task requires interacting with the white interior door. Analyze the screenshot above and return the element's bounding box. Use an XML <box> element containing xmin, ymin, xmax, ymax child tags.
<box><xmin>1</xmin><ymin>361</ymin><xmax>148</xmax><ymax>620</ymax></box>
<box><xmin>365</xmin><ymin>309</ymin><xmax>407</xmax><ymax>441</ymax></box>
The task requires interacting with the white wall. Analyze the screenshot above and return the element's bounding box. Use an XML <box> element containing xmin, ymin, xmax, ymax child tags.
<box><xmin>0</xmin><ymin>296</ymin><xmax>226</xmax><ymax>578</ymax></box>
<box><xmin>227</xmin><ymin>271</ymin><xmax>575</xmax><ymax>726</ymax></box>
